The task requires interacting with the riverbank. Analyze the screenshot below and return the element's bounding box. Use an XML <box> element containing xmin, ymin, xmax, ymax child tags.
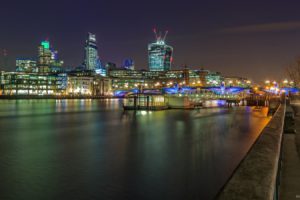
<box><xmin>217</xmin><ymin>103</ymin><xmax>285</xmax><ymax>200</ymax></box>
<box><xmin>280</xmin><ymin>103</ymin><xmax>300</xmax><ymax>200</ymax></box>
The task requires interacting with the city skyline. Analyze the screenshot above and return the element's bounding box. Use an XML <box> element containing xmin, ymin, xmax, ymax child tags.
<box><xmin>1</xmin><ymin>1</ymin><xmax>300</xmax><ymax>81</ymax></box>
<box><xmin>0</xmin><ymin>1</ymin><xmax>299</xmax><ymax>199</ymax></box>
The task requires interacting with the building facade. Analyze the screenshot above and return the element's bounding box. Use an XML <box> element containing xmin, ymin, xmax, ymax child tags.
<box><xmin>37</xmin><ymin>40</ymin><xmax>63</xmax><ymax>73</ymax></box>
<box><xmin>0</xmin><ymin>72</ymin><xmax>67</xmax><ymax>96</ymax></box>
<box><xmin>66</xmin><ymin>71</ymin><xmax>112</xmax><ymax>96</ymax></box>
<box><xmin>84</xmin><ymin>33</ymin><xmax>99</xmax><ymax>71</ymax></box>
<box><xmin>16</xmin><ymin>58</ymin><xmax>37</xmax><ymax>73</ymax></box>
<box><xmin>148</xmin><ymin>33</ymin><xmax>173</xmax><ymax>71</ymax></box>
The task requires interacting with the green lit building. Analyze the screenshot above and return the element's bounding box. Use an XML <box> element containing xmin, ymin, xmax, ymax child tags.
<box><xmin>38</xmin><ymin>40</ymin><xmax>64</xmax><ymax>73</ymax></box>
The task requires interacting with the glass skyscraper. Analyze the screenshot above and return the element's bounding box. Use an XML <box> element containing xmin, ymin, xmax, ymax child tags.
<box><xmin>148</xmin><ymin>35</ymin><xmax>173</xmax><ymax>71</ymax></box>
<box><xmin>84</xmin><ymin>33</ymin><xmax>99</xmax><ymax>71</ymax></box>
<box><xmin>37</xmin><ymin>40</ymin><xmax>63</xmax><ymax>73</ymax></box>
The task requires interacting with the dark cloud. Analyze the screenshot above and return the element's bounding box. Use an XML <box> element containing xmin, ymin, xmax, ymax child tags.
<box><xmin>222</xmin><ymin>21</ymin><xmax>300</xmax><ymax>33</ymax></box>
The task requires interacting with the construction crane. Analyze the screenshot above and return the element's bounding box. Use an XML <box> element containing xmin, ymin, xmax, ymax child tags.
<box><xmin>153</xmin><ymin>28</ymin><xmax>169</xmax><ymax>44</ymax></box>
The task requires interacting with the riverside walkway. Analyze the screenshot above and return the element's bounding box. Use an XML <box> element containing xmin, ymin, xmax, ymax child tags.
<box><xmin>280</xmin><ymin>102</ymin><xmax>300</xmax><ymax>200</ymax></box>
<box><xmin>217</xmin><ymin>99</ymin><xmax>300</xmax><ymax>200</ymax></box>
<box><xmin>217</xmin><ymin>103</ymin><xmax>285</xmax><ymax>200</ymax></box>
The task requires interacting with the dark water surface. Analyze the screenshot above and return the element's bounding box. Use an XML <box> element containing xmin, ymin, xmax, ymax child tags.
<box><xmin>0</xmin><ymin>99</ymin><xmax>270</xmax><ymax>200</ymax></box>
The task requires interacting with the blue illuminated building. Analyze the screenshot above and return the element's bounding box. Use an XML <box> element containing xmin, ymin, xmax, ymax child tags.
<box><xmin>122</xmin><ymin>58</ymin><xmax>135</xmax><ymax>70</ymax></box>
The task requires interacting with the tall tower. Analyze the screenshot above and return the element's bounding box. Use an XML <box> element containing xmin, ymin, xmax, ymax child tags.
<box><xmin>38</xmin><ymin>41</ymin><xmax>52</xmax><ymax>73</ymax></box>
<box><xmin>148</xmin><ymin>29</ymin><xmax>173</xmax><ymax>71</ymax></box>
<box><xmin>37</xmin><ymin>40</ymin><xmax>63</xmax><ymax>73</ymax></box>
<box><xmin>84</xmin><ymin>33</ymin><xmax>99</xmax><ymax>71</ymax></box>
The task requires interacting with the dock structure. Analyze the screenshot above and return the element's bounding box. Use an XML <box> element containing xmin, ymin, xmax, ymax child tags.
<box><xmin>123</xmin><ymin>94</ymin><xmax>168</xmax><ymax>110</ymax></box>
<box><xmin>226</xmin><ymin>99</ymin><xmax>241</xmax><ymax>107</ymax></box>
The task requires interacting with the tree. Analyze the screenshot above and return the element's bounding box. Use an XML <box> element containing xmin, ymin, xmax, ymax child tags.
<box><xmin>286</xmin><ymin>57</ymin><xmax>300</xmax><ymax>87</ymax></box>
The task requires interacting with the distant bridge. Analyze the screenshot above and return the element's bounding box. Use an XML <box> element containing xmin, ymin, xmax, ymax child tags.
<box><xmin>114</xmin><ymin>86</ymin><xmax>249</xmax><ymax>98</ymax></box>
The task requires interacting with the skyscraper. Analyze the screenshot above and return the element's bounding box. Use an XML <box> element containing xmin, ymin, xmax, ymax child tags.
<box><xmin>148</xmin><ymin>30</ymin><xmax>173</xmax><ymax>71</ymax></box>
<box><xmin>37</xmin><ymin>40</ymin><xmax>63</xmax><ymax>73</ymax></box>
<box><xmin>38</xmin><ymin>41</ymin><xmax>52</xmax><ymax>73</ymax></box>
<box><xmin>84</xmin><ymin>33</ymin><xmax>99</xmax><ymax>71</ymax></box>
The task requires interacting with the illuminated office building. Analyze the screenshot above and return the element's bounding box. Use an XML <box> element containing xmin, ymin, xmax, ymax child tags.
<box><xmin>1</xmin><ymin>72</ymin><xmax>67</xmax><ymax>95</ymax></box>
<box><xmin>37</xmin><ymin>40</ymin><xmax>63</xmax><ymax>73</ymax></box>
<box><xmin>16</xmin><ymin>58</ymin><xmax>37</xmax><ymax>73</ymax></box>
<box><xmin>84</xmin><ymin>33</ymin><xmax>99</xmax><ymax>71</ymax></box>
<box><xmin>148</xmin><ymin>30</ymin><xmax>173</xmax><ymax>71</ymax></box>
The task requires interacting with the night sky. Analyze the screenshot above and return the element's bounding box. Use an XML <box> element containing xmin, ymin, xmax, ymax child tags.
<box><xmin>1</xmin><ymin>0</ymin><xmax>300</xmax><ymax>81</ymax></box>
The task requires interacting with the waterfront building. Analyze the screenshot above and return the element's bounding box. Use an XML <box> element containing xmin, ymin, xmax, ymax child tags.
<box><xmin>0</xmin><ymin>72</ymin><xmax>67</xmax><ymax>95</ymax></box>
<box><xmin>67</xmin><ymin>76</ymin><xmax>94</xmax><ymax>96</ymax></box>
<box><xmin>16</xmin><ymin>58</ymin><xmax>37</xmax><ymax>73</ymax></box>
<box><xmin>148</xmin><ymin>30</ymin><xmax>173</xmax><ymax>71</ymax></box>
<box><xmin>93</xmin><ymin>75</ymin><xmax>112</xmax><ymax>96</ymax></box>
<box><xmin>108</xmin><ymin>69</ymin><xmax>149</xmax><ymax>90</ymax></box>
<box><xmin>66</xmin><ymin>70</ymin><xmax>112</xmax><ymax>96</ymax></box>
<box><xmin>107</xmin><ymin>68</ymin><xmax>204</xmax><ymax>90</ymax></box>
<box><xmin>37</xmin><ymin>40</ymin><xmax>64</xmax><ymax>73</ymax></box>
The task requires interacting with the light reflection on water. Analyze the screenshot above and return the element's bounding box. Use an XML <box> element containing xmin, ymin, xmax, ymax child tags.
<box><xmin>0</xmin><ymin>99</ymin><xmax>270</xmax><ymax>200</ymax></box>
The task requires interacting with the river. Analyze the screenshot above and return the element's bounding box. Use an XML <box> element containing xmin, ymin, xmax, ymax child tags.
<box><xmin>0</xmin><ymin>99</ymin><xmax>270</xmax><ymax>200</ymax></box>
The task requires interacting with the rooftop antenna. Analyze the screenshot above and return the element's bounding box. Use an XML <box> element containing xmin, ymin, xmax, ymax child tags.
<box><xmin>153</xmin><ymin>28</ymin><xmax>158</xmax><ymax>40</ymax></box>
<box><xmin>159</xmin><ymin>31</ymin><xmax>162</xmax><ymax>41</ymax></box>
<box><xmin>153</xmin><ymin>28</ymin><xmax>169</xmax><ymax>43</ymax></box>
